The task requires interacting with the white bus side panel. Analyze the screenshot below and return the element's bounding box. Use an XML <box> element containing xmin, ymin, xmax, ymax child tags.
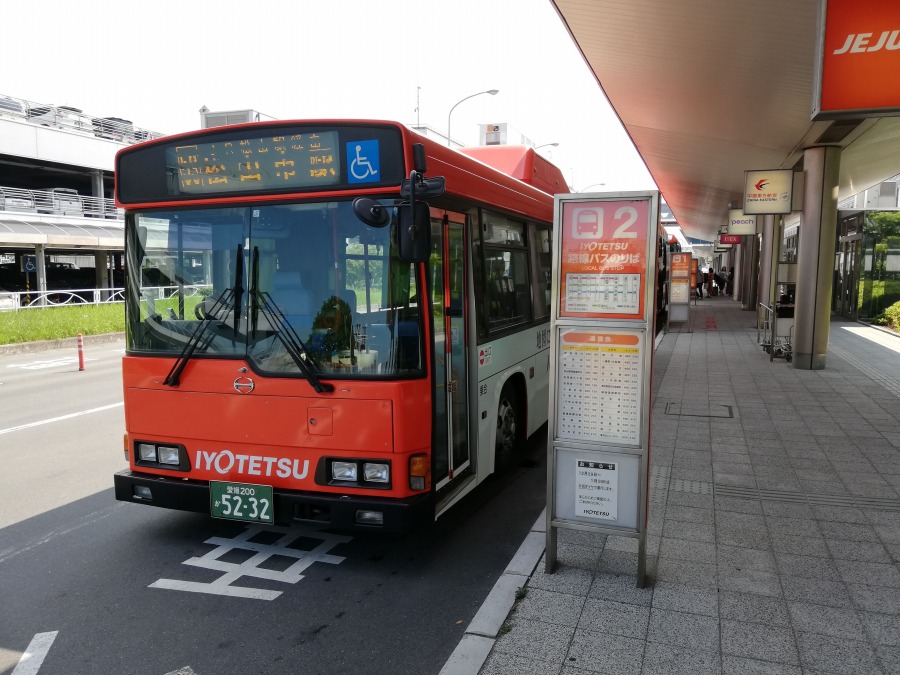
<box><xmin>473</xmin><ymin>323</ymin><xmax>551</xmax><ymax>482</ymax></box>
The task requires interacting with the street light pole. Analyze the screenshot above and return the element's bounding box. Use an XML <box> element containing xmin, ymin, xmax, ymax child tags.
<box><xmin>534</xmin><ymin>142</ymin><xmax>559</xmax><ymax>150</ymax></box>
<box><xmin>579</xmin><ymin>182</ymin><xmax>607</xmax><ymax>192</ymax></box>
<box><xmin>447</xmin><ymin>89</ymin><xmax>499</xmax><ymax>147</ymax></box>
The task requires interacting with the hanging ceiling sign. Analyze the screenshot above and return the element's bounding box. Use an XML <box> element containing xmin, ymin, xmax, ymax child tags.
<box><xmin>812</xmin><ymin>0</ymin><xmax>900</xmax><ymax>120</ymax></box>
<box><xmin>743</xmin><ymin>170</ymin><xmax>794</xmax><ymax>215</ymax></box>
<box><xmin>720</xmin><ymin>234</ymin><xmax>742</xmax><ymax>245</ymax></box>
<box><xmin>727</xmin><ymin>209</ymin><xmax>757</xmax><ymax>235</ymax></box>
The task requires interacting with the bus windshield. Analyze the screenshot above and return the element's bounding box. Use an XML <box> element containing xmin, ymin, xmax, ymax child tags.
<box><xmin>125</xmin><ymin>200</ymin><xmax>425</xmax><ymax>378</ymax></box>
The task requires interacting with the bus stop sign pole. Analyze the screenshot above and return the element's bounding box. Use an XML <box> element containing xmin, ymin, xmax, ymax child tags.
<box><xmin>545</xmin><ymin>191</ymin><xmax>660</xmax><ymax>588</ymax></box>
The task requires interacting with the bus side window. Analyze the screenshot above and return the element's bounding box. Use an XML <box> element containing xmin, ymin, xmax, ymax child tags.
<box><xmin>530</xmin><ymin>225</ymin><xmax>552</xmax><ymax>320</ymax></box>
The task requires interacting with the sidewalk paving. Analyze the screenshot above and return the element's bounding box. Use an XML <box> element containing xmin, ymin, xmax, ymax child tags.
<box><xmin>445</xmin><ymin>297</ymin><xmax>900</xmax><ymax>675</ymax></box>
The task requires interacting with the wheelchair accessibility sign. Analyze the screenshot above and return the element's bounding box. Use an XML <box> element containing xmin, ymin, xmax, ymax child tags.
<box><xmin>347</xmin><ymin>140</ymin><xmax>380</xmax><ymax>184</ymax></box>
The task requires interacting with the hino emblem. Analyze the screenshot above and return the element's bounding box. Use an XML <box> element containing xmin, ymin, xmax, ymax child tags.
<box><xmin>234</xmin><ymin>376</ymin><xmax>255</xmax><ymax>394</ymax></box>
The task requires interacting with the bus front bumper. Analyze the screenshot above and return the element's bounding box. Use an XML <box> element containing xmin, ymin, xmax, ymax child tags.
<box><xmin>114</xmin><ymin>469</ymin><xmax>434</xmax><ymax>534</ymax></box>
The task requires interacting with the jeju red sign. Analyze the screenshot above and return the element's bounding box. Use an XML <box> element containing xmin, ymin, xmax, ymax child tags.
<box><xmin>814</xmin><ymin>0</ymin><xmax>900</xmax><ymax>119</ymax></box>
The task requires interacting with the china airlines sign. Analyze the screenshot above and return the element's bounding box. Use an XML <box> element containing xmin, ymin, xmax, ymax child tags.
<box><xmin>813</xmin><ymin>0</ymin><xmax>900</xmax><ymax>119</ymax></box>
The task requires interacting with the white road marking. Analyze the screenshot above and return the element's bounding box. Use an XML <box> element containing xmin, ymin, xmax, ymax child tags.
<box><xmin>0</xmin><ymin>505</ymin><xmax>119</xmax><ymax>564</ymax></box>
<box><xmin>164</xmin><ymin>668</ymin><xmax>197</xmax><ymax>675</ymax></box>
<box><xmin>12</xmin><ymin>631</ymin><xmax>57</xmax><ymax>675</ymax></box>
<box><xmin>0</xmin><ymin>402</ymin><xmax>123</xmax><ymax>436</ymax></box>
<box><xmin>151</xmin><ymin>524</ymin><xmax>351</xmax><ymax>600</ymax></box>
<box><xmin>6</xmin><ymin>357</ymin><xmax>96</xmax><ymax>370</ymax></box>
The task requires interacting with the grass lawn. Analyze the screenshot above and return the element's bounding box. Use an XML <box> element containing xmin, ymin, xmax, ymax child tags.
<box><xmin>0</xmin><ymin>304</ymin><xmax>125</xmax><ymax>345</ymax></box>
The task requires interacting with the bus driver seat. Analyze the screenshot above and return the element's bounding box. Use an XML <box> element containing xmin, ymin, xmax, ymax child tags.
<box><xmin>272</xmin><ymin>271</ymin><xmax>312</xmax><ymax>333</ymax></box>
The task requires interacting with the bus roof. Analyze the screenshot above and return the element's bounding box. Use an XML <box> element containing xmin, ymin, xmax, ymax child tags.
<box><xmin>115</xmin><ymin>119</ymin><xmax>570</xmax><ymax>222</ymax></box>
<box><xmin>458</xmin><ymin>145</ymin><xmax>569</xmax><ymax>196</ymax></box>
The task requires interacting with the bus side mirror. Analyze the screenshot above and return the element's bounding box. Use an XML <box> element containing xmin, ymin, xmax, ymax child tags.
<box><xmin>397</xmin><ymin>202</ymin><xmax>431</xmax><ymax>263</ymax></box>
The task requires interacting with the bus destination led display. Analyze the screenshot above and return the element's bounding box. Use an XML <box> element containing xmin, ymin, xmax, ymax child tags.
<box><xmin>167</xmin><ymin>131</ymin><xmax>341</xmax><ymax>195</ymax></box>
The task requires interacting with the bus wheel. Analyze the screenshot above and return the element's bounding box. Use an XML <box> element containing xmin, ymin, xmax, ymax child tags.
<box><xmin>495</xmin><ymin>385</ymin><xmax>523</xmax><ymax>471</ymax></box>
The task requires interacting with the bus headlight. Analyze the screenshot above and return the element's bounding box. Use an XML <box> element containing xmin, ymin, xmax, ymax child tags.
<box><xmin>138</xmin><ymin>443</ymin><xmax>158</xmax><ymax>462</ymax></box>
<box><xmin>157</xmin><ymin>446</ymin><xmax>181</xmax><ymax>465</ymax></box>
<box><xmin>363</xmin><ymin>462</ymin><xmax>390</xmax><ymax>483</ymax></box>
<box><xmin>133</xmin><ymin>441</ymin><xmax>188</xmax><ymax>471</ymax></box>
<box><xmin>332</xmin><ymin>461</ymin><xmax>358</xmax><ymax>481</ymax></box>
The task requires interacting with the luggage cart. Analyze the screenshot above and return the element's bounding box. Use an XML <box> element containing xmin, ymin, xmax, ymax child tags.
<box><xmin>759</xmin><ymin>302</ymin><xmax>793</xmax><ymax>362</ymax></box>
<box><xmin>771</xmin><ymin>303</ymin><xmax>794</xmax><ymax>362</ymax></box>
<box><xmin>758</xmin><ymin>303</ymin><xmax>773</xmax><ymax>349</ymax></box>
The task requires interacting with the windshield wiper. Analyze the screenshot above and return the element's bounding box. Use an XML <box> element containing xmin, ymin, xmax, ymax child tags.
<box><xmin>256</xmin><ymin>291</ymin><xmax>334</xmax><ymax>394</ymax></box>
<box><xmin>232</xmin><ymin>244</ymin><xmax>244</xmax><ymax>347</ymax></box>
<box><xmin>162</xmin><ymin>287</ymin><xmax>234</xmax><ymax>386</ymax></box>
<box><xmin>163</xmin><ymin>244</ymin><xmax>244</xmax><ymax>387</ymax></box>
<box><xmin>250</xmin><ymin>246</ymin><xmax>260</xmax><ymax>339</ymax></box>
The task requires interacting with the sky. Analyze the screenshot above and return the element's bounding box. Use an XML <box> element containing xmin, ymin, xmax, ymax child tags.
<box><xmin>1</xmin><ymin>0</ymin><xmax>654</xmax><ymax>192</ymax></box>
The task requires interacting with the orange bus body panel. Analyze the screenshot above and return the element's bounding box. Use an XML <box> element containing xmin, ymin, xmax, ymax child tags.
<box><xmin>122</xmin><ymin>356</ymin><xmax>431</xmax><ymax>499</ymax></box>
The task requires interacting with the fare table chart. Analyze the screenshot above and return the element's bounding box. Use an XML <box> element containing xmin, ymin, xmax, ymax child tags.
<box><xmin>557</xmin><ymin>329</ymin><xmax>643</xmax><ymax>446</ymax></box>
<box><xmin>547</xmin><ymin>192</ymin><xmax>658</xmax><ymax>587</ymax></box>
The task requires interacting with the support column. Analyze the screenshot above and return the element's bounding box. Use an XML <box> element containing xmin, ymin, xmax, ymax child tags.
<box><xmin>95</xmin><ymin>250</ymin><xmax>109</xmax><ymax>301</ymax></box>
<box><xmin>739</xmin><ymin>240</ymin><xmax>752</xmax><ymax>307</ymax></box>
<box><xmin>734</xmin><ymin>244</ymin><xmax>743</xmax><ymax>302</ymax></box>
<box><xmin>793</xmin><ymin>145</ymin><xmax>841</xmax><ymax>370</ymax></box>
<box><xmin>742</xmin><ymin>234</ymin><xmax>759</xmax><ymax>311</ymax></box>
<box><xmin>35</xmin><ymin>243</ymin><xmax>47</xmax><ymax>306</ymax></box>
<box><xmin>758</xmin><ymin>215</ymin><xmax>776</xmax><ymax>311</ymax></box>
<box><xmin>91</xmin><ymin>171</ymin><xmax>105</xmax><ymax>218</ymax></box>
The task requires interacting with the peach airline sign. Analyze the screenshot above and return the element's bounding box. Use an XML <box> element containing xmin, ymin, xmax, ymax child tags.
<box><xmin>559</xmin><ymin>200</ymin><xmax>649</xmax><ymax>320</ymax></box>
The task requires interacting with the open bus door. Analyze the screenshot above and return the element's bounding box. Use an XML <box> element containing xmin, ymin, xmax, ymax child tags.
<box><xmin>431</xmin><ymin>211</ymin><xmax>471</xmax><ymax>491</ymax></box>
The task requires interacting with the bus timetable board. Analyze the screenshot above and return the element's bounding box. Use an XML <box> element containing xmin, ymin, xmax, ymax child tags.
<box><xmin>669</xmin><ymin>252</ymin><xmax>692</xmax><ymax>324</ymax></box>
<box><xmin>547</xmin><ymin>191</ymin><xmax>659</xmax><ymax>588</ymax></box>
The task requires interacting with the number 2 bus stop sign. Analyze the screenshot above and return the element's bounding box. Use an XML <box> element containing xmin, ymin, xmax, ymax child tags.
<box><xmin>546</xmin><ymin>191</ymin><xmax>659</xmax><ymax>588</ymax></box>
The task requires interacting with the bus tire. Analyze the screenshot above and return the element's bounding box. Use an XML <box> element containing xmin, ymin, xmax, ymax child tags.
<box><xmin>495</xmin><ymin>383</ymin><xmax>523</xmax><ymax>472</ymax></box>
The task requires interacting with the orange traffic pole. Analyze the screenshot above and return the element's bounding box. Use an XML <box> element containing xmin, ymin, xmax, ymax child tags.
<box><xmin>77</xmin><ymin>333</ymin><xmax>85</xmax><ymax>371</ymax></box>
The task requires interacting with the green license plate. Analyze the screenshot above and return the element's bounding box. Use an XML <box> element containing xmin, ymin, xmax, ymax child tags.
<box><xmin>210</xmin><ymin>481</ymin><xmax>274</xmax><ymax>524</ymax></box>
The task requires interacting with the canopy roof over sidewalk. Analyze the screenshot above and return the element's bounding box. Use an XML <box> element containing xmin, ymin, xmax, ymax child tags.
<box><xmin>0</xmin><ymin>217</ymin><xmax>123</xmax><ymax>250</ymax></box>
<box><xmin>551</xmin><ymin>0</ymin><xmax>900</xmax><ymax>242</ymax></box>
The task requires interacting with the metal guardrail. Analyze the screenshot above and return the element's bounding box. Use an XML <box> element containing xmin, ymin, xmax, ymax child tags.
<box><xmin>0</xmin><ymin>92</ymin><xmax>164</xmax><ymax>142</ymax></box>
<box><xmin>0</xmin><ymin>287</ymin><xmax>125</xmax><ymax>311</ymax></box>
<box><xmin>0</xmin><ymin>185</ymin><xmax>122</xmax><ymax>219</ymax></box>
<box><xmin>0</xmin><ymin>285</ymin><xmax>206</xmax><ymax>311</ymax></box>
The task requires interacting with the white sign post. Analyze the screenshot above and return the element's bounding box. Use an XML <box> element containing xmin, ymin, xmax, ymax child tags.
<box><xmin>546</xmin><ymin>191</ymin><xmax>658</xmax><ymax>587</ymax></box>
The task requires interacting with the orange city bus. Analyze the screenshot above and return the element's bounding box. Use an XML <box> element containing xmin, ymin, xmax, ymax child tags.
<box><xmin>113</xmin><ymin>120</ymin><xmax>568</xmax><ymax>533</ymax></box>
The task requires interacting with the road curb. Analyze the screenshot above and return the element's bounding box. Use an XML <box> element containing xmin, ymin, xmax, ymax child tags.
<box><xmin>439</xmin><ymin>509</ymin><xmax>546</xmax><ymax>675</ymax></box>
<box><xmin>0</xmin><ymin>332</ymin><xmax>125</xmax><ymax>356</ymax></box>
